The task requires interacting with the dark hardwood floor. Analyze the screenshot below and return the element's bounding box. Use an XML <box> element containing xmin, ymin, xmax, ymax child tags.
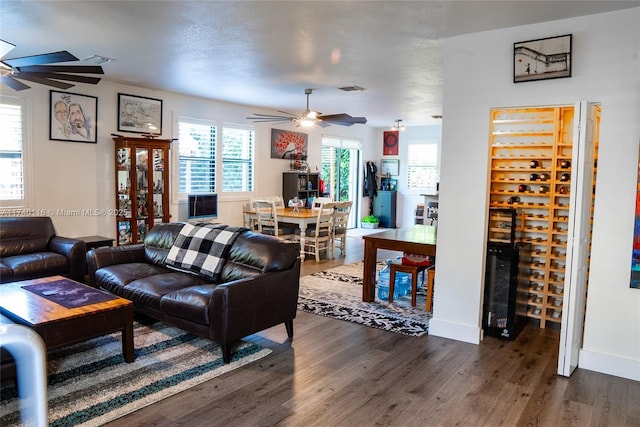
<box><xmin>106</xmin><ymin>230</ymin><xmax>640</xmax><ymax>426</ymax></box>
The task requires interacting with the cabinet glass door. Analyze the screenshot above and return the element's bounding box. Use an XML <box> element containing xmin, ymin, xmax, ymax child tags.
<box><xmin>152</xmin><ymin>148</ymin><xmax>165</xmax><ymax>224</ymax></box>
<box><xmin>116</xmin><ymin>147</ymin><xmax>133</xmax><ymax>245</ymax></box>
<box><xmin>136</xmin><ymin>148</ymin><xmax>149</xmax><ymax>242</ymax></box>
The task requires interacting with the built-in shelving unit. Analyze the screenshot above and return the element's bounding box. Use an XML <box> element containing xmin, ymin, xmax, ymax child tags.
<box><xmin>282</xmin><ymin>171</ymin><xmax>319</xmax><ymax>207</ymax></box>
<box><xmin>488</xmin><ymin>106</ymin><xmax>586</xmax><ymax>328</ymax></box>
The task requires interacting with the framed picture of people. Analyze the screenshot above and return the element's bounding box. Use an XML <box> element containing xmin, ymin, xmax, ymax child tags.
<box><xmin>50</xmin><ymin>90</ymin><xmax>98</xmax><ymax>143</ymax></box>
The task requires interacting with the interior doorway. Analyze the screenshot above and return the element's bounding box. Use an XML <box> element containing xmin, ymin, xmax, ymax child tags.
<box><xmin>321</xmin><ymin>136</ymin><xmax>361</xmax><ymax>228</ymax></box>
<box><xmin>486</xmin><ymin>102</ymin><xmax>600</xmax><ymax>377</ymax></box>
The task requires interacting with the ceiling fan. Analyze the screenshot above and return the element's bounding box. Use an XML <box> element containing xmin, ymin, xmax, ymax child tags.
<box><xmin>0</xmin><ymin>40</ymin><xmax>104</xmax><ymax>91</ymax></box>
<box><xmin>247</xmin><ymin>88</ymin><xmax>367</xmax><ymax>128</ymax></box>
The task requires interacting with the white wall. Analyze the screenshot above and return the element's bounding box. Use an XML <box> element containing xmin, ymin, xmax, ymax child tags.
<box><xmin>8</xmin><ymin>80</ymin><xmax>376</xmax><ymax>238</ymax></box>
<box><xmin>431</xmin><ymin>8</ymin><xmax>640</xmax><ymax>380</ymax></box>
<box><xmin>371</xmin><ymin>126</ymin><xmax>442</xmax><ymax>228</ymax></box>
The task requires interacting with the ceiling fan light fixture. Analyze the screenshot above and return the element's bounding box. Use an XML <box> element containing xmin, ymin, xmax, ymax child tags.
<box><xmin>392</xmin><ymin>119</ymin><xmax>405</xmax><ymax>131</ymax></box>
<box><xmin>299</xmin><ymin>117</ymin><xmax>315</xmax><ymax>127</ymax></box>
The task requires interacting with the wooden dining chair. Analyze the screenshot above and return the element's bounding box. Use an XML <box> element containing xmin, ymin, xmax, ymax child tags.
<box><xmin>254</xmin><ymin>200</ymin><xmax>296</xmax><ymax>241</ymax></box>
<box><xmin>312</xmin><ymin>197</ymin><xmax>333</xmax><ymax>209</ymax></box>
<box><xmin>333</xmin><ymin>200</ymin><xmax>352</xmax><ymax>256</ymax></box>
<box><xmin>300</xmin><ymin>201</ymin><xmax>337</xmax><ymax>261</ymax></box>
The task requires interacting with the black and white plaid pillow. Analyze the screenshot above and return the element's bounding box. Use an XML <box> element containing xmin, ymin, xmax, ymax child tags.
<box><xmin>165</xmin><ymin>223</ymin><xmax>246</xmax><ymax>280</ymax></box>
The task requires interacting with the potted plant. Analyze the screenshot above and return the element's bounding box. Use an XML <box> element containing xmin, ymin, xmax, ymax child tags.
<box><xmin>361</xmin><ymin>215</ymin><xmax>380</xmax><ymax>229</ymax></box>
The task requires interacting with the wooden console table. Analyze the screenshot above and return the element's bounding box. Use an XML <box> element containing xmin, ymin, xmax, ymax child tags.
<box><xmin>362</xmin><ymin>225</ymin><xmax>437</xmax><ymax>302</ymax></box>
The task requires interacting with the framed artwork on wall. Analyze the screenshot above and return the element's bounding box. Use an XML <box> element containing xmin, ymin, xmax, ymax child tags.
<box><xmin>271</xmin><ymin>128</ymin><xmax>308</xmax><ymax>159</ymax></box>
<box><xmin>383</xmin><ymin>130</ymin><xmax>399</xmax><ymax>155</ymax></box>
<box><xmin>50</xmin><ymin>90</ymin><xmax>98</xmax><ymax>143</ymax></box>
<box><xmin>514</xmin><ymin>34</ymin><xmax>572</xmax><ymax>83</ymax></box>
<box><xmin>380</xmin><ymin>159</ymin><xmax>399</xmax><ymax>176</ymax></box>
<box><xmin>118</xmin><ymin>93</ymin><xmax>163</xmax><ymax>134</ymax></box>
<box><xmin>631</xmin><ymin>145</ymin><xmax>640</xmax><ymax>289</ymax></box>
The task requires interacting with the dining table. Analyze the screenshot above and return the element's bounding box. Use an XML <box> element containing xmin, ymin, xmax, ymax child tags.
<box><xmin>361</xmin><ymin>224</ymin><xmax>437</xmax><ymax>302</ymax></box>
<box><xmin>243</xmin><ymin>207</ymin><xmax>320</xmax><ymax>261</ymax></box>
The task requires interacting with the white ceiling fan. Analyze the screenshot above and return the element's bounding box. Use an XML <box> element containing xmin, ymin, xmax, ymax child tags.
<box><xmin>247</xmin><ymin>88</ymin><xmax>367</xmax><ymax>128</ymax></box>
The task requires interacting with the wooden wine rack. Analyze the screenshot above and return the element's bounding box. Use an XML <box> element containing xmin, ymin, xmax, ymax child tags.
<box><xmin>488</xmin><ymin>106</ymin><xmax>578</xmax><ymax>328</ymax></box>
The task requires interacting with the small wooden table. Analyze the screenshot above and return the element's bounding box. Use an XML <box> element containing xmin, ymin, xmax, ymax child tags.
<box><xmin>0</xmin><ymin>276</ymin><xmax>135</xmax><ymax>362</ymax></box>
<box><xmin>362</xmin><ymin>225</ymin><xmax>437</xmax><ymax>302</ymax></box>
<box><xmin>75</xmin><ymin>235</ymin><xmax>115</xmax><ymax>250</ymax></box>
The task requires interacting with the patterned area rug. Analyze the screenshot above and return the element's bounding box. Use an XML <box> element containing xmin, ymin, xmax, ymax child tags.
<box><xmin>298</xmin><ymin>262</ymin><xmax>430</xmax><ymax>336</ymax></box>
<box><xmin>0</xmin><ymin>319</ymin><xmax>271</xmax><ymax>426</ymax></box>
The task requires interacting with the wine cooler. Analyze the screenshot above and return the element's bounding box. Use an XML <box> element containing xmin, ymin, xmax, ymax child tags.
<box><xmin>482</xmin><ymin>242</ymin><xmax>530</xmax><ymax>340</ymax></box>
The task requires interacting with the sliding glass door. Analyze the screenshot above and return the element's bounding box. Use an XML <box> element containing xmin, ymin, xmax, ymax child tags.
<box><xmin>321</xmin><ymin>136</ymin><xmax>361</xmax><ymax>228</ymax></box>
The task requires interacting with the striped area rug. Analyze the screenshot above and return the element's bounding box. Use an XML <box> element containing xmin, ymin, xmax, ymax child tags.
<box><xmin>0</xmin><ymin>319</ymin><xmax>271</xmax><ymax>426</ymax></box>
<box><xmin>297</xmin><ymin>262</ymin><xmax>431</xmax><ymax>336</ymax></box>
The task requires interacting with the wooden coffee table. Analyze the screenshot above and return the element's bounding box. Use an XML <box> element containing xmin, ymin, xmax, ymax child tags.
<box><xmin>0</xmin><ymin>275</ymin><xmax>135</xmax><ymax>362</ymax></box>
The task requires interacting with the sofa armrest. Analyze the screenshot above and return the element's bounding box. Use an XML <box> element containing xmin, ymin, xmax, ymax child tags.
<box><xmin>209</xmin><ymin>259</ymin><xmax>301</xmax><ymax>344</ymax></box>
<box><xmin>49</xmin><ymin>236</ymin><xmax>87</xmax><ymax>283</ymax></box>
<box><xmin>86</xmin><ymin>244</ymin><xmax>145</xmax><ymax>286</ymax></box>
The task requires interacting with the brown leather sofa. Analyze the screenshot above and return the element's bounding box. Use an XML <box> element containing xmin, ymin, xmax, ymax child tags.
<box><xmin>86</xmin><ymin>222</ymin><xmax>301</xmax><ymax>363</ymax></box>
<box><xmin>0</xmin><ymin>216</ymin><xmax>87</xmax><ymax>284</ymax></box>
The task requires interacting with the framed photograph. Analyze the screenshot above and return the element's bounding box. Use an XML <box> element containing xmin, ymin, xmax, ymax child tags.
<box><xmin>380</xmin><ymin>159</ymin><xmax>399</xmax><ymax>176</ymax></box>
<box><xmin>271</xmin><ymin>128</ymin><xmax>308</xmax><ymax>159</ymax></box>
<box><xmin>50</xmin><ymin>90</ymin><xmax>98</xmax><ymax>143</ymax></box>
<box><xmin>383</xmin><ymin>130</ymin><xmax>399</xmax><ymax>156</ymax></box>
<box><xmin>514</xmin><ymin>34</ymin><xmax>572</xmax><ymax>83</ymax></box>
<box><xmin>118</xmin><ymin>93</ymin><xmax>163</xmax><ymax>134</ymax></box>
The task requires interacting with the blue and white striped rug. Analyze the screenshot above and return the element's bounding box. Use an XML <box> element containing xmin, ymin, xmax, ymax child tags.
<box><xmin>297</xmin><ymin>262</ymin><xmax>430</xmax><ymax>336</ymax></box>
<box><xmin>0</xmin><ymin>319</ymin><xmax>271</xmax><ymax>426</ymax></box>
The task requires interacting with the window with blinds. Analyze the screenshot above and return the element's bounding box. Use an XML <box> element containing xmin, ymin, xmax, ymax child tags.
<box><xmin>407</xmin><ymin>143</ymin><xmax>438</xmax><ymax>189</ymax></box>
<box><xmin>221</xmin><ymin>126</ymin><xmax>254</xmax><ymax>192</ymax></box>
<box><xmin>0</xmin><ymin>96</ymin><xmax>28</xmax><ymax>207</ymax></box>
<box><xmin>177</xmin><ymin>118</ymin><xmax>216</xmax><ymax>195</ymax></box>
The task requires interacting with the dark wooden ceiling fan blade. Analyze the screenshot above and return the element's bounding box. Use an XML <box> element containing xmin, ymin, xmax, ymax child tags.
<box><xmin>246</xmin><ymin>113</ymin><xmax>295</xmax><ymax>122</ymax></box>
<box><xmin>21</xmin><ymin>71</ymin><xmax>102</xmax><ymax>84</ymax></box>
<box><xmin>318</xmin><ymin>113</ymin><xmax>368</xmax><ymax>126</ymax></box>
<box><xmin>12</xmin><ymin>73</ymin><xmax>74</xmax><ymax>89</ymax></box>
<box><xmin>0</xmin><ymin>75</ymin><xmax>30</xmax><ymax>90</ymax></box>
<box><xmin>16</xmin><ymin>64</ymin><xmax>104</xmax><ymax>74</ymax></box>
<box><xmin>2</xmin><ymin>50</ymin><xmax>78</xmax><ymax>68</ymax></box>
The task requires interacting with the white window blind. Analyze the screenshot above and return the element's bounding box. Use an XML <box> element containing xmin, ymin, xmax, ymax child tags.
<box><xmin>177</xmin><ymin>118</ymin><xmax>216</xmax><ymax>195</ymax></box>
<box><xmin>0</xmin><ymin>96</ymin><xmax>28</xmax><ymax>207</ymax></box>
<box><xmin>221</xmin><ymin>126</ymin><xmax>254</xmax><ymax>192</ymax></box>
<box><xmin>407</xmin><ymin>143</ymin><xmax>438</xmax><ymax>189</ymax></box>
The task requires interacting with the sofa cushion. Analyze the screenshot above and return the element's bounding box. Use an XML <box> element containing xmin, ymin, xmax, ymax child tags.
<box><xmin>0</xmin><ymin>217</ymin><xmax>55</xmax><ymax>257</ymax></box>
<box><xmin>143</xmin><ymin>223</ymin><xmax>185</xmax><ymax>266</ymax></box>
<box><xmin>160</xmin><ymin>284</ymin><xmax>216</xmax><ymax>325</ymax></box>
<box><xmin>165</xmin><ymin>223</ymin><xmax>247</xmax><ymax>280</ymax></box>
<box><xmin>95</xmin><ymin>262</ymin><xmax>171</xmax><ymax>293</ymax></box>
<box><xmin>221</xmin><ymin>232</ymin><xmax>300</xmax><ymax>282</ymax></box>
<box><xmin>121</xmin><ymin>273</ymin><xmax>211</xmax><ymax>311</ymax></box>
<box><xmin>1</xmin><ymin>252</ymin><xmax>68</xmax><ymax>282</ymax></box>
<box><xmin>0</xmin><ymin>262</ymin><xmax>13</xmax><ymax>282</ymax></box>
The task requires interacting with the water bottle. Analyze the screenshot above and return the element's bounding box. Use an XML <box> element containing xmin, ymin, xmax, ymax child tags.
<box><xmin>377</xmin><ymin>259</ymin><xmax>392</xmax><ymax>300</ymax></box>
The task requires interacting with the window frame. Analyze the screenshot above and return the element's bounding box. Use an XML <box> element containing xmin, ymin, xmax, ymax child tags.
<box><xmin>172</xmin><ymin>114</ymin><xmax>256</xmax><ymax>205</ymax></box>
<box><xmin>220</xmin><ymin>123</ymin><xmax>255</xmax><ymax>194</ymax></box>
<box><xmin>0</xmin><ymin>94</ymin><xmax>32</xmax><ymax>210</ymax></box>
<box><xmin>406</xmin><ymin>138</ymin><xmax>439</xmax><ymax>193</ymax></box>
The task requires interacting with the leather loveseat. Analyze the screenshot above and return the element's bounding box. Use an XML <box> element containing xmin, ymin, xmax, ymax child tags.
<box><xmin>0</xmin><ymin>217</ymin><xmax>87</xmax><ymax>284</ymax></box>
<box><xmin>86</xmin><ymin>222</ymin><xmax>301</xmax><ymax>363</ymax></box>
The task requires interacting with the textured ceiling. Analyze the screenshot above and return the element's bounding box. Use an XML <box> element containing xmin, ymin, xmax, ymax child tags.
<box><xmin>1</xmin><ymin>1</ymin><xmax>638</xmax><ymax>127</ymax></box>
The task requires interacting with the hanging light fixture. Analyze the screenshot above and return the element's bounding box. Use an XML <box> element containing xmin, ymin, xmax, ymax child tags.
<box><xmin>391</xmin><ymin>119</ymin><xmax>405</xmax><ymax>131</ymax></box>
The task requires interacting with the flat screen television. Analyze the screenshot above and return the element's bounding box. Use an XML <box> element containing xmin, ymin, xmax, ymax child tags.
<box><xmin>187</xmin><ymin>193</ymin><xmax>218</xmax><ymax>220</ymax></box>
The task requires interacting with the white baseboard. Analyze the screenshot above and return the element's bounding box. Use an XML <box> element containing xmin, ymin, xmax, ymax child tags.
<box><xmin>579</xmin><ymin>348</ymin><xmax>640</xmax><ymax>381</ymax></box>
<box><xmin>429</xmin><ymin>317</ymin><xmax>482</xmax><ymax>344</ymax></box>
